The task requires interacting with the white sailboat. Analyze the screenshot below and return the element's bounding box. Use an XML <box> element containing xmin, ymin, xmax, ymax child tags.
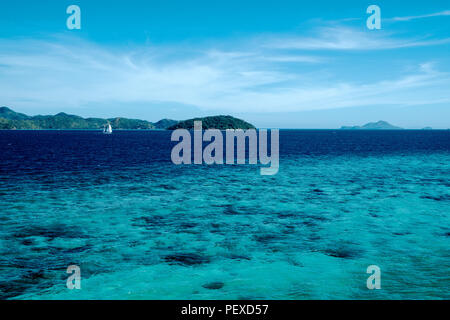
<box><xmin>103</xmin><ymin>123</ymin><xmax>113</xmax><ymax>134</ymax></box>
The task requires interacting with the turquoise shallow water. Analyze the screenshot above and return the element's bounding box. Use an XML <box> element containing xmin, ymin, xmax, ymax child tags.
<box><xmin>0</xmin><ymin>130</ymin><xmax>449</xmax><ymax>299</ymax></box>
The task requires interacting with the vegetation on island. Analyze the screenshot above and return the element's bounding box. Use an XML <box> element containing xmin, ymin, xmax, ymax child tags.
<box><xmin>0</xmin><ymin>107</ymin><xmax>256</xmax><ymax>131</ymax></box>
<box><xmin>168</xmin><ymin>115</ymin><xmax>256</xmax><ymax>130</ymax></box>
<box><xmin>0</xmin><ymin>107</ymin><xmax>176</xmax><ymax>130</ymax></box>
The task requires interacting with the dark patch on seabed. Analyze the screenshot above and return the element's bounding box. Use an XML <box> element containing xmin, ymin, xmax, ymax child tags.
<box><xmin>322</xmin><ymin>246</ymin><xmax>363</xmax><ymax>259</ymax></box>
<box><xmin>420</xmin><ymin>194</ymin><xmax>450</xmax><ymax>201</ymax></box>
<box><xmin>163</xmin><ymin>253</ymin><xmax>211</xmax><ymax>266</ymax></box>
<box><xmin>222</xmin><ymin>204</ymin><xmax>241</xmax><ymax>215</ymax></box>
<box><xmin>63</xmin><ymin>244</ymin><xmax>93</xmax><ymax>254</ymax></box>
<box><xmin>227</xmin><ymin>254</ymin><xmax>251</xmax><ymax>261</ymax></box>
<box><xmin>202</xmin><ymin>282</ymin><xmax>225</xmax><ymax>290</ymax></box>
<box><xmin>254</xmin><ymin>233</ymin><xmax>285</xmax><ymax>244</ymax></box>
<box><xmin>12</xmin><ymin>224</ymin><xmax>88</xmax><ymax>240</ymax></box>
<box><xmin>393</xmin><ymin>231</ymin><xmax>412</xmax><ymax>236</ymax></box>
<box><xmin>132</xmin><ymin>215</ymin><xmax>167</xmax><ymax>228</ymax></box>
<box><xmin>0</xmin><ymin>269</ymin><xmax>58</xmax><ymax>300</ymax></box>
<box><xmin>158</xmin><ymin>184</ymin><xmax>177</xmax><ymax>190</ymax></box>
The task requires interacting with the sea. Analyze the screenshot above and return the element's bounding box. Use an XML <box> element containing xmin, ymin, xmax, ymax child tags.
<box><xmin>0</xmin><ymin>129</ymin><xmax>449</xmax><ymax>300</ymax></box>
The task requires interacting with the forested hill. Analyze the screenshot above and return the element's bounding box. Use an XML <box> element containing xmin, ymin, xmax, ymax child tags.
<box><xmin>168</xmin><ymin>115</ymin><xmax>256</xmax><ymax>130</ymax></box>
<box><xmin>0</xmin><ymin>107</ymin><xmax>175</xmax><ymax>130</ymax></box>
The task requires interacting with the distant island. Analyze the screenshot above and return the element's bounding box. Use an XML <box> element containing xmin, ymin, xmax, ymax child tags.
<box><xmin>0</xmin><ymin>107</ymin><xmax>255</xmax><ymax>130</ymax></box>
<box><xmin>168</xmin><ymin>115</ymin><xmax>255</xmax><ymax>130</ymax></box>
<box><xmin>340</xmin><ymin>120</ymin><xmax>403</xmax><ymax>130</ymax></box>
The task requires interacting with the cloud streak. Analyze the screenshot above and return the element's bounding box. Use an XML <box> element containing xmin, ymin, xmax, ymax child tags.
<box><xmin>265</xmin><ymin>26</ymin><xmax>450</xmax><ymax>50</ymax></box>
<box><xmin>388</xmin><ymin>10</ymin><xmax>450</xmax><ymax>22</ymax></box>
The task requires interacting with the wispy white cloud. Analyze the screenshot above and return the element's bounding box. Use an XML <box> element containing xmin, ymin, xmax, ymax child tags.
<box><xmin>388</xmin><ymin>10</ymin><xmax>450</xmax><ymax>22</ymax></box>
<box><xmin>0</xmin><ymin>27</ymin><xmax>449</xmax><ymax>116</ymax></box>
<box><xmin>261</xmin><ymin>55</ymin><xmax>325</xmax><ymax>63</ymax></box>
<box><xmin>266</xmin><ymin>26</ymin><xmax>450</xmax><ymax>50</ymax></box>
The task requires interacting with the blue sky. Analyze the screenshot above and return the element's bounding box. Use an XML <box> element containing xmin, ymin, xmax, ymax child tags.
<box><xmin>0</xmin><ymin>0</ymin><xmax>449</xmax><ymax>128</ymax></box>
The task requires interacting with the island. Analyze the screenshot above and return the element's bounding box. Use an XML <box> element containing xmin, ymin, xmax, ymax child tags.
<box><xmin>340</xmin><ymin>120</ymin><xmax>403</xmax><ymax>130</ymax></box>
<box><xmin>167</xmin><ymin>115</ymin><xmax>256</xmax><ymax>130</ymax></box>
<box><xmin>0</xmin><ymin>107</ymin><xmax>255</xmax><ymax>131</ymax></box>
<box><xmin>0</xmin><ymin>107</ymin><xmax>161</xmax><ymax>130</ymax></box>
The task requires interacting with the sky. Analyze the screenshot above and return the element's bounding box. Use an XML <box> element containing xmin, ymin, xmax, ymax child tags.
<box><xmin>0</xmin><ymin>0</ymin><xmax>449</xmax><ymax>128</ymax></box>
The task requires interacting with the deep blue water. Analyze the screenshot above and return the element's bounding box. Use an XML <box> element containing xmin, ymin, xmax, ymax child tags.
<box><xmin>0</xmin><ymin>130</ymin><xmax>449</xmax><ymax>299</ymax></box>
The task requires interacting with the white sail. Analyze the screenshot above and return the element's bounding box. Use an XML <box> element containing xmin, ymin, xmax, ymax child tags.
<box><xmin>103</xmin><ymin>124</ymin><xmax>113</xmax><ymax>134</ymax></box>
